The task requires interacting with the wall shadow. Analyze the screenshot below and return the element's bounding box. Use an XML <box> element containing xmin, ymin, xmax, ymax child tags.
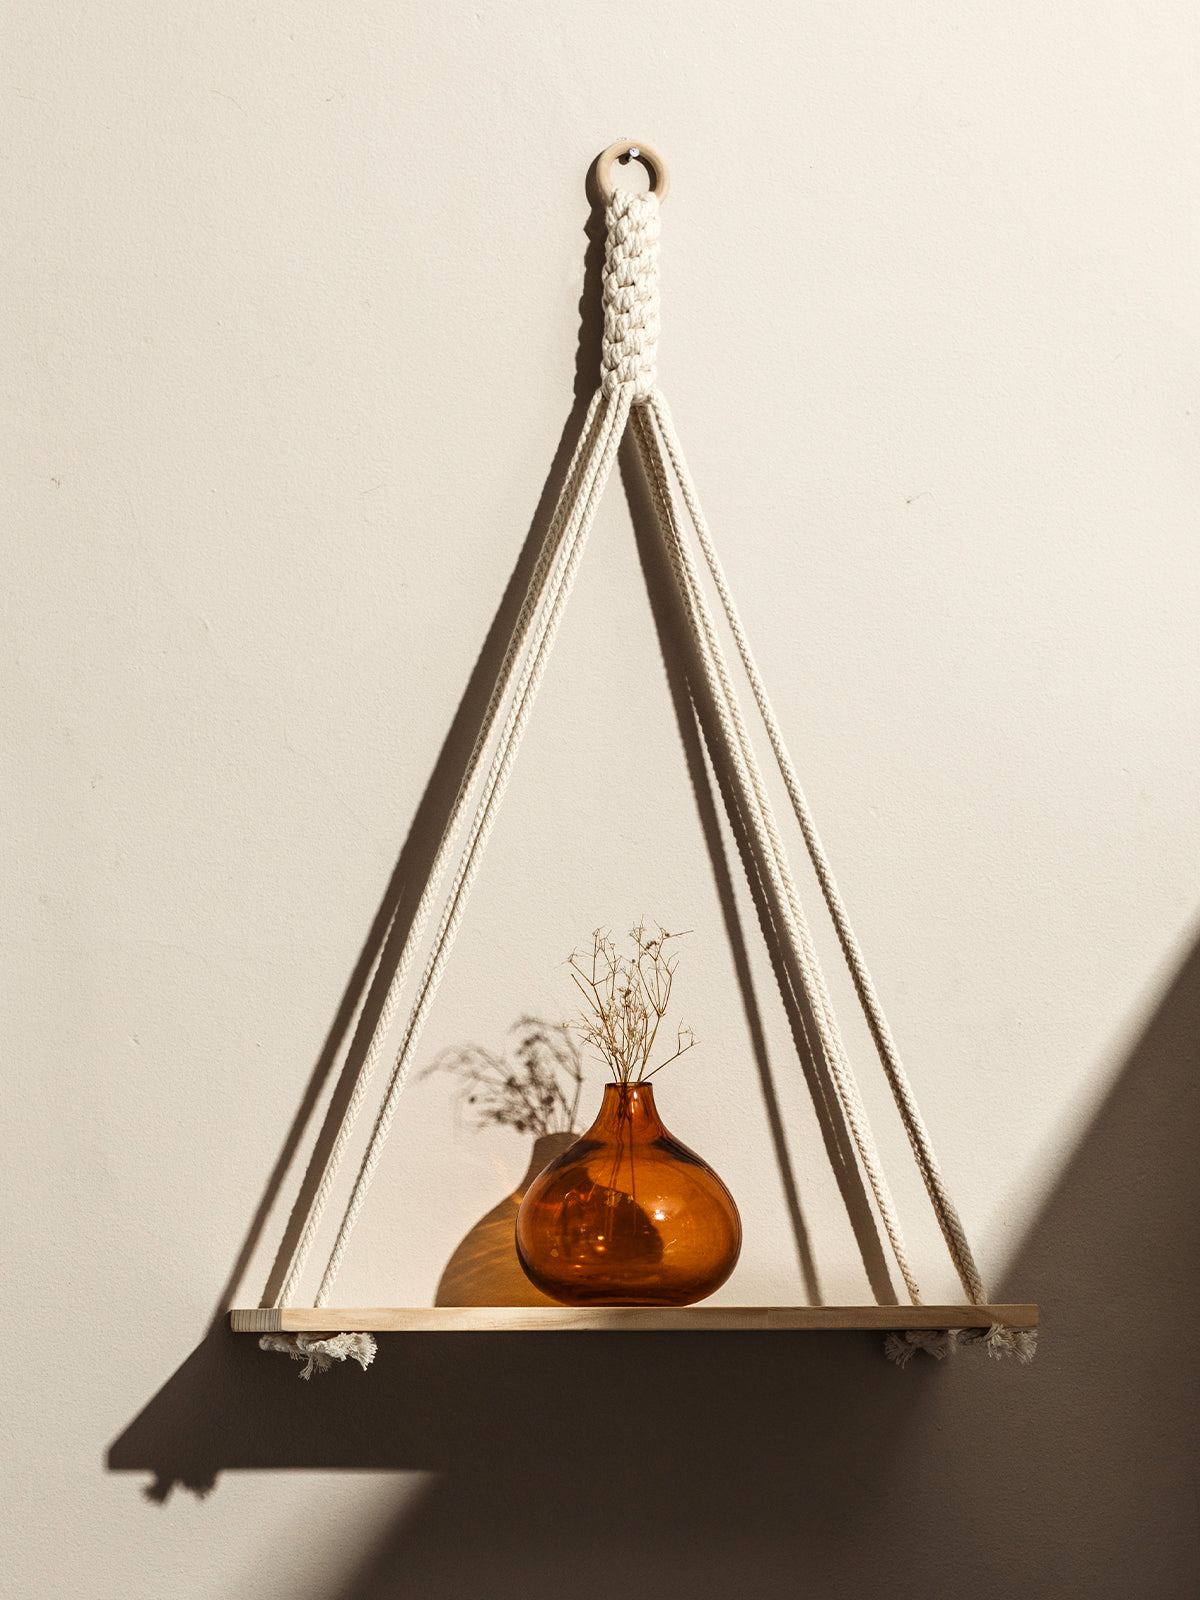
<box><xmin>110</xmin><ymin>925</ymin><xmax>1200</xmax><ymax>1596</ymax></box>
<box><xmin>433</xmin><ymin>1131</ymin><xmax>574</xmax><ymax>1308</ymax></box>
<box><xmin>424</xmin><ymin>1018</ymin><xmax>582</xmax><ymax>1306</ymax></box>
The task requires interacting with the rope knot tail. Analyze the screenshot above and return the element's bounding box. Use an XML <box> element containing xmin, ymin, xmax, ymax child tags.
<box><xmin>259</xmin><ymin>1331</ymin><xmax>377</xmax><ymax>1379</ymax></box>
<box><xmin>884</xmin><ymin>1324</ymin><xmax>1038</xmax><ymax>1367</ymax></box>
<box><xmin>601</xmin><ymin>188</ymin><xmax>661</xmax><ymax>400</ymax></box>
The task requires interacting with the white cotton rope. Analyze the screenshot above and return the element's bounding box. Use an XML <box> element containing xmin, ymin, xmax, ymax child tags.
<box><xmin>629</xmin><ymin>409</ymin><xmax>1023</xmax><ymax>1353</ymax></box>
<box><xmin>645</xmin><ymin>391</ymin><xmax>988</xmax><ymax>1308</ymax></box>
<box><xmin>262</xmin><ymin>178</ymin><xmax>1020</xmax><ymax>1371</ymax></box>
<box><xmin>629</xmin><ymin>403</ymin><xmax>923</xmax><ymax>1305</ymax></box>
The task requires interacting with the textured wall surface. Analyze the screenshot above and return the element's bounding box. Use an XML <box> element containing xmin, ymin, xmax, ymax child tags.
<box><xmin>4</xmin><ymin>4</ymin><xmax>1198</xmax><ymax>1596</ymax></box>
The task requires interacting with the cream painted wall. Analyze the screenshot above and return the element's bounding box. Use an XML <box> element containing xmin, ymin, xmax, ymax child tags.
<box><xmin>4</xmin><ymin>3</ymin><xmax>1198</xmax><ymax>1596</ymax></box>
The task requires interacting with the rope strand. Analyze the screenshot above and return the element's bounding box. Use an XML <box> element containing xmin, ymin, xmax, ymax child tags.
<box><xmin>648</xmin><ymin>390</ymin><xmax>986</xmax><ymax>1305</ymax></box>
<box><xmin>631</xmin><ymin>403</ymin><xmax>922</xmax><ymax>1303</ymax></box>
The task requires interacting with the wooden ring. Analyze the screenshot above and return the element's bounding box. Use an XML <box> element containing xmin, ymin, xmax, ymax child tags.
<box><xmin>594</xmin><ymin>140</ymin><xmax>670</xmax><ymax>207</ymax></box>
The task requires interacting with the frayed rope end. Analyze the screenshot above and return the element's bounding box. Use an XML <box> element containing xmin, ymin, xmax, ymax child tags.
<box><xmin>885</xmin><ymin>1324</ymin><xmax>1037</xmax><ymax>1369</ymax></box>
<box><xmin>259</xmin><ymin>1331</ymin><xmax>377</xmax><ymax>1379</ymax></box>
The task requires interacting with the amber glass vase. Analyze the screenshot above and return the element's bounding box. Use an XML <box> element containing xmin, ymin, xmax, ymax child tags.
<box><xmin>514</xmin><ymin>1082</ymin><xmax>741</xmax><ymax>1305</ymax></box>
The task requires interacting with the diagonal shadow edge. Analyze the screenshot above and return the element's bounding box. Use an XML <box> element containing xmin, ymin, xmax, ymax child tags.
<box><xmin>330</xmin><ymin>907</ymin><xmax>1200</xmax><ymax>1600</ymax></box>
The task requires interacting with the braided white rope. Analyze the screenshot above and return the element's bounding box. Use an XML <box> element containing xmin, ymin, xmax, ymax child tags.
<box><xmin>601</xmin><ymin>187</ymin><xmax>660</xmax><ymax>399</ymax></box>
<box><xmin>630</xmin><ymin>404</ymin><xmax>922</xmax><ymax>1304</ymax></box>
<box><xmin>647</xmin><ymin>390</ymin><xmax>987</xmax><ymax>1307</ymax></box>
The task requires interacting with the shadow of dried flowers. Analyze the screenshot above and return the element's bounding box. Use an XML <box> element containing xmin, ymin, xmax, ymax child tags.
<box><xmin>424</xmin><ymin>1019</ymin><xmax>584</xmax><ymax>1307</ymax></box>
<box><xmin>421</xmin><ymin>1015</ymin><xmax>583</xmax><ymax>1137</ymax></box>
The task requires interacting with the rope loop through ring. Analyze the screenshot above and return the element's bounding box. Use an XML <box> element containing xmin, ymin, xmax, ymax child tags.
<box><xmin>594</xmin><ymin>139</ymin><xmax>670</xmax><ymax>207</ymax></box>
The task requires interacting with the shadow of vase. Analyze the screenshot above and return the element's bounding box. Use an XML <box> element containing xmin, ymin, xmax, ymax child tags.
<box><xmin>434</xmin><ymin>1131</ymin><xmax>577</xmax><ymax>1307</ymax></box>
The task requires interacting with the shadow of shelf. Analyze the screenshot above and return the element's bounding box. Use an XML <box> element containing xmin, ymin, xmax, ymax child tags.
<box><xmin>231</xmin><ymin>1304</ymin><xmax>1038</xmax><ymax>1333</ymax></box>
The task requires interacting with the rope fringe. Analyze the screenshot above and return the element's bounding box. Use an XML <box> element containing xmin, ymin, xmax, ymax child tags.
<box><xmin>884</xmin><ymin>1325</ymin><xmax>1038</xmax><ymax>1368</ymax></box>
<box><xmin>259</xmin><ymin>1331</ymin><xmax>377</xmax><ymax>1379</ymax></box>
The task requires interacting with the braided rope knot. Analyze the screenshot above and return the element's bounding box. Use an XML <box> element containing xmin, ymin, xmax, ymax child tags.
<box><xmin>601</xmin><ymin>188</ymin><xmax>660</xmax><ymax>400</ymax></box>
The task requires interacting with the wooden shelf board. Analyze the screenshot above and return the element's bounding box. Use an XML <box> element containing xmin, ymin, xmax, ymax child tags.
<box><xmin>231</xmin><ymin>1304</ymin><xmax>1038</xmax><ymax>1335</ymax></box>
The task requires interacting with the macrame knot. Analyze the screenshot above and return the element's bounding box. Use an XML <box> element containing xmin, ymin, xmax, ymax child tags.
<box><xmin>601</xmin><ymin>188</ymin><xmax>660</xmax><ymax>400</ymax></box>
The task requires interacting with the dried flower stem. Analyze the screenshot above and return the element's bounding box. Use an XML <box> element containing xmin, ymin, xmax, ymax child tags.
<box><xmin>567</xmin><ymin>923</ymin><xmax>696</xmax><ymax>1084</ymax></box>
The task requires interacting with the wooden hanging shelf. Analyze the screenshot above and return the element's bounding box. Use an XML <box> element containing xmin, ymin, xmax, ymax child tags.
<box><xmin>232</xmin><ymin>1304</ymin><xmax>1038</xmax><ymax>1334</ymax></box>
<box><xmin>232</xmin><ymin>155</ymin><xmax>1039</xmax><ymax>1357</ymax></box>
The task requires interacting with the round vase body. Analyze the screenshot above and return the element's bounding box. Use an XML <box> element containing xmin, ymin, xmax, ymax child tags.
<box><xmin>514</xmin><ymin>1082</ymin><xmax>741</xmax><ymax>1305</ymax></box>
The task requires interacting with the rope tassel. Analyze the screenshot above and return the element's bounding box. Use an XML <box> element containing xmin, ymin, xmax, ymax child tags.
<box><xmin>885</xmin><ymin>1325</ymin><xmax>1038</xmax><ymax>1368</ymax></box>
<box><xmin>259</xmin><ymin>1332</ymin><xmax>377</xmax><ymax>1379</ymax></box>
<box><xmin>257</xmin><ymin>149</ymin><xmax>1025</xmax><ymax>1373</ymax></box>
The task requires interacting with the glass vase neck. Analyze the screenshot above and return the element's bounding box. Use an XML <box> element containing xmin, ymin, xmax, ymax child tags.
<box><xmin>593</xmin><ymin>1080</ymin><xmax>666</xmax><ymax>1138</ymax></box>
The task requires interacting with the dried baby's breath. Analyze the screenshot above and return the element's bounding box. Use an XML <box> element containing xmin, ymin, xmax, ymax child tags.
<box><xmin>567</xmin><ymin>922</ymin><xmax>696</xmax><ymax>1084</ymax></box>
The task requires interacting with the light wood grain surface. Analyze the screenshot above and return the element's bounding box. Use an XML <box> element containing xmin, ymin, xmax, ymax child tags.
<box><xmin>231</xmin><ymin>1304</ymin><xmax>1039</xmax><ymax>1334</ymax></box>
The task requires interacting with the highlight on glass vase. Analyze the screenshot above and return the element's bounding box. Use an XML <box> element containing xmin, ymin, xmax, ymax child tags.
<box><xmin>515</xmin><ymin>925</ymin><xmax>741</xmax><ymax>1306</ymax></box>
